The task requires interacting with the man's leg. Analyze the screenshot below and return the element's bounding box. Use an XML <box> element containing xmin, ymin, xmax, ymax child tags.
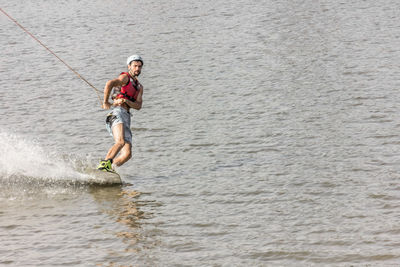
<box><xmin>105</xmin><ymin>123</ymin><xmax>125</xmax><ymax>160</ymax></box>
<box><xmin>113</xmin><ymin>142</ymin><xmax>132</xmax><ymax>167</ymax></box>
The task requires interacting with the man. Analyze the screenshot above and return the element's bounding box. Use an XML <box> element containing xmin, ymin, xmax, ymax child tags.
<box><xmin>97</xmin><ymin>55</ymin><xmax>144</xmax><ymax>172</ymax></box>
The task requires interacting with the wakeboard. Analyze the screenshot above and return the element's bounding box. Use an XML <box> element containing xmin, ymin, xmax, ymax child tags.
<box><xmin>86</xmin><ymin>169</ymin><xmax>122</xmax><ymax>185</ymax></box>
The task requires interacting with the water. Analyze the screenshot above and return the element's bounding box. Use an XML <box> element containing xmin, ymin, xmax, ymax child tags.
<box><xmin>1</xmin><ymin>0</ymin><xmax>400</xmax><ymax>266</ymax></box>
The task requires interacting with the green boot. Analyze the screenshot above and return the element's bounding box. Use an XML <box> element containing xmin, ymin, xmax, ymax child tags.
<box><xmin>97</xmin><ymin>159</ymin><xmax>115</xmax><ymax>173</ymax></box>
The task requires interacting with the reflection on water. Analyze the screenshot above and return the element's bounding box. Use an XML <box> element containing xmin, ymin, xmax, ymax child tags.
<box><xmin>89</xmin><ymin>186</ymin><xmax>148</xmax><ymax>265</ymax></box>
<box><xmin>0</xmin><ymin>180</ymin><xmax>155</xmax><ymax>266</ymax></box>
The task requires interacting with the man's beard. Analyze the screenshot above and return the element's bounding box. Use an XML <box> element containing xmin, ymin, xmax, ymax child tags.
<box><xmin>130</xmin><ymin>70</ymin><xmax>141</xmax><ymax>77</ymax></box>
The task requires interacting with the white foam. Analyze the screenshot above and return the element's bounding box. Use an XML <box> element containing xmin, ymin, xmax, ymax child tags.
<box><xmin>0</xmin><ymin>132</ymin><xmax>89</xmax><ymax>181</ymax></box>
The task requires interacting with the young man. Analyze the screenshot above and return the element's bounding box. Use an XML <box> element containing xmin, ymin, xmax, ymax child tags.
<box><xmin>97</xmin><ymin>55</ymin><xmax>144</xmax><ymax>172</ymax></box>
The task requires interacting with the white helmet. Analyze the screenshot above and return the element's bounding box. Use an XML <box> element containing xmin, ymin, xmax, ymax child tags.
<box><xmin>126</xmin><ymin>54</ymin><xmax>143</xmax><ymax>66</ymax></box>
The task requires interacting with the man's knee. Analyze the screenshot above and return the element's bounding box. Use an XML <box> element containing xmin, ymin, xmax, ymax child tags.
<box><xmin>126</xmin><ymin>150</ymin><xmax>132</xmax><ymax>160</ymax></box>
<box><xmin>115</xmin><ymin>139</ymin><xmax>125</xmax><ymax>149</ymax></box>
<box><xmin>123</xmin><ymin>144</ymin><xmax>132</xmax><ymax>159</ymax></box>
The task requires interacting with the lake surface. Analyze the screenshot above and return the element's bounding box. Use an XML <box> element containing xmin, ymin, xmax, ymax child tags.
<box><xmin>1</xmin><ymin>0</ymin><xmax>400</xmax><ymax>266</ymax></box>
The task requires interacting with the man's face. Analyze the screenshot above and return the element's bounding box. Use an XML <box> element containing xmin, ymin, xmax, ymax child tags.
<box><xmin>129</xmin><ymin>61</ymin><xmax>143</xmax><ymax>76</ymax></box>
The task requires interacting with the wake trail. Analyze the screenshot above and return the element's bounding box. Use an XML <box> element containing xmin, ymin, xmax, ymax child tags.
<box><xmin>0</xmin><ymin>132</ymin><xmax>93</xmax><ymax>183</ymax></box>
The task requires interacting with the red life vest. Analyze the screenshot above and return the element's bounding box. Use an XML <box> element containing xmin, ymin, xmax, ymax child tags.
<box><xmin>116</xmin><ymin>72</ymin><xmax>140</xmax><ymax>102</ymax></box>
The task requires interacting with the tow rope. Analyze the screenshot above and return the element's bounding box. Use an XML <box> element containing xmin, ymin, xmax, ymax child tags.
<box><xmin>1</xmin><ymin>7</ymin><xmax>103</xmax><ymax>106</ymax></box>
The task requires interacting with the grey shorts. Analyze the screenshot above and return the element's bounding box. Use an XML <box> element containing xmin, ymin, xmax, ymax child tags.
<box><xmin>105</xmin><ymin>107</ymin><xmax>132</xmax><ymax>144</ymax></box>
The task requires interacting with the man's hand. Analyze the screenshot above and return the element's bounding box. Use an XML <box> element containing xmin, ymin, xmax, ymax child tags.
<box><xmin>112</xmin><ymin>98</ymin><xmax>126</xmax><ymax>106</ymax></box>
<box><xmin>102</xmin><ymin>101</ymin><xmax>112</xmax><ymax>109</ymax></box>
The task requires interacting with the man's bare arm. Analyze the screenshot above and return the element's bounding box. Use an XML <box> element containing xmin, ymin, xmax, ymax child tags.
<box><xmin>102</xmin><ymin>74</ymin><xmax>129</xmax><ymax>109</ymax></box>
<box><xmin>125</xmin><ymin>85</ymin><xmax>143</xmax><ymax>110</ymax></box>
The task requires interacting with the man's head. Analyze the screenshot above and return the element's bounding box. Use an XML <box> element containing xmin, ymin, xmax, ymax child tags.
<box><xmin>127</xmin><ymin>55</ymin><xmax>143</xmax><ymax>77</ymax></box>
